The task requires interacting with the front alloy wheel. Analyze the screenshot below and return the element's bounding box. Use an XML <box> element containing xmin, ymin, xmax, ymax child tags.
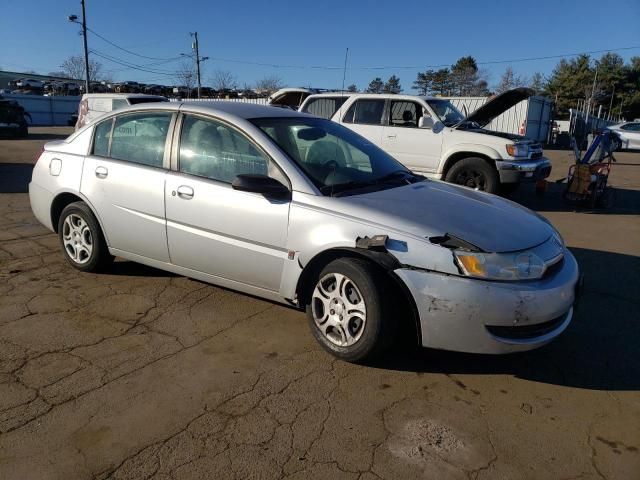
<box><xmin>311</xmin><ymin>272</ymin><xmax>367</xmax><ymax>347</ymax></box>
<box><xmin>305</xmin><ymin>258</ymin><xmax>394</xmax><ymax>362</ymax></box>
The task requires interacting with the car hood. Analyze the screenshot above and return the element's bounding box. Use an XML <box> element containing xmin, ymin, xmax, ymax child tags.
<box><xmin>464</xmin><ymin>87</ymin><xmax>534</xmax><ymax>127</ymax></box>
<box><xmin>334</xmin><ymin>180</ymin><xmax>552</xmax><ymax>253</ymax></box>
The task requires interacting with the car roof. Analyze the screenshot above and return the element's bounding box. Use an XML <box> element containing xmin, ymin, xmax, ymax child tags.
<box><xmin>113</xmin><ymin>100</ymin><xmax>308</xmax><ymax>120</ymax></box>
<box><xmin>305</xmin><ymin>92</ymin><xmax>441</xmax><ymax>102</ymax></box>
<box><xmin>303</xmin><ymin>92</ymin><xmax>353</xmax><ymax>99</ymax></box>
<box><xmin>82</xmin><ymin>93</ymin><xmax>166</xmax><ymax>99</ymax></box>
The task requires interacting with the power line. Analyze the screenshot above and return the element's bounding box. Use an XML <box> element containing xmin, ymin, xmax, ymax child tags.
<box><xmin>90</xmin><ymin>49</ymin><xmax>178</xmax><ymax>76</ymax></box>
<box><xmin>202</xmin><ymin>45</ymin><xmax>640</xmax><ymax>71</ymax></box>
<box><xmin>85</xmin><ymin>26</ymin><xmax>183</xmax><ymax>62</ymax></box>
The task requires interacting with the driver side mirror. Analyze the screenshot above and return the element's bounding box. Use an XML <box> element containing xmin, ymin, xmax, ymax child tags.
<box><xmin>232</xmin><ymin>174</ymin><xmax>291</xmax><ymax>199</ymax></box>
<box><xmin>418</xmin><ymin>116</ymin><xmax>434</xmax><ymax>129</ymax></box>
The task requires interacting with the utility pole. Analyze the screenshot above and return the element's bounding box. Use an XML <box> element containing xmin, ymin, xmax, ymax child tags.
<box><xmin>189</xmin><ymin>32</ymin><xmax>209</xmax><ymax>99</ymax></box>
<box><xmin>81</xmin><ymin>0</ymin><xmax>90</xmax><ymax>93</ymax></box>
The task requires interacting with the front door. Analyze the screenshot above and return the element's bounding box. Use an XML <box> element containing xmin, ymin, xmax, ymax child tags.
<box><xmin>381</xmin><ymin>100</ymin><xmax>442</xmax><ymax>174</ymax></box>
<box><xmin>80</xmin><ymin>111</ymin><xmax>173</xmax><ymax>262</ymax></box>
<box><xmin>165</xmin><ymin>114</ymin><xmax>290</xmax><ymax>291</ymax></box>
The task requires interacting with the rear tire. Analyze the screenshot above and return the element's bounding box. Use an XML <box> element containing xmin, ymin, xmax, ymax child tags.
<box><xmin>305</xmin><ymin>258</ymin><xmax>394</xmax><ymax>363</ymax></box>
<box><xmin>58</xmin><ymin>202</ymin><xmax>113</xmax><ymax>272</ymax></box>
<box><xmin>445</xmin><ymin>157</ymin><xmax>499</xmax><ymax>194</ymax></box>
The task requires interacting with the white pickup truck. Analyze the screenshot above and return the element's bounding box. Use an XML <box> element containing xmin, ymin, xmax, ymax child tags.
<box><xmin>299</xmin><ymin>88</ymin><xmax>551</xmax><ymax>193</ymax></box>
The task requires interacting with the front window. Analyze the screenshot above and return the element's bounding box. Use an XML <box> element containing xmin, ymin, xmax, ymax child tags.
<box><xmin>179</xmin><ymin>115</ymin><xmax>269</xmax><ymax>183</ymax></box>
<box><xmin>251</xmin><ymin>117</ymin><xmax>423</xmax><ymax>196</ymax></box>
<box><xmin>426</xmin><ymin>99</ymin><xmax>465</xmax><ymax>126</ymax></box>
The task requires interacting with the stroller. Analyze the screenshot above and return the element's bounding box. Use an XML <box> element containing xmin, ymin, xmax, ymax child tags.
<box><xmin>564</xmin><ymin>130</ymin><xmax>617</xmax><ymax>208</ymax></box>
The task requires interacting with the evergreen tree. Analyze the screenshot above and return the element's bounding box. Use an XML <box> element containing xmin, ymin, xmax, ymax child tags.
<box><xmin>384</xmin><ymin>75</ymin><xmax>402</xmax><ymax>94</ymax></box>
<box><xmin>366</xmin><ymin>77</ymin><xmax>384</xmax><ymax>93</ymax></box>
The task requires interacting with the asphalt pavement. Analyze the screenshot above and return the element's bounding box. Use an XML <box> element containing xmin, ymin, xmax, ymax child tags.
<box><xmin>0</xmin><ymin>127</ymin><xmax>638</xmax><ymax>479</ymax></box>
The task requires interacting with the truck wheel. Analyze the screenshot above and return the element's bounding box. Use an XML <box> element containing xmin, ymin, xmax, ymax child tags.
<box><xmin>306</xmin><ymin>258</ymin><xmax>394</xmax><ymax>363</ymax></box>
<box><xmin>445</xmin><ymin>157</ymin><xmax>499</xmax><ymax>194</ymax></box>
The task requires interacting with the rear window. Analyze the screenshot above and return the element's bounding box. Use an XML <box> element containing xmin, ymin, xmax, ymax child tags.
<box><xmin>128</xmin><ymin>97</ymin><xmax>169</xmax><ymax>105</ymax></box>
<box><xmin>301</xmin><ymin>97</ymin><xmax>349</xmax><ymax>119</ymax></box>
<box><xmin>343</xmin><ymin>99</ymin><xmax>385</xmax><ymax>125</ymax></box>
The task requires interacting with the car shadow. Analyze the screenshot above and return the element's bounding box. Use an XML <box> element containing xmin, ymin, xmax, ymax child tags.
<box><xmin>0</xmin><ymin>163</ymin><xmax>33</xmax><ymax>193</ymax></box>
<box><xmin>104</xmin><ymin>260</ymin><xmax>178</xmax><ymax>278</ymax></box>
<box><xmin>370</xmin><ymin>247</ymin><xmax>640</xmax><ymax>391</ymax></box>
<box><xmin>508</xmin><ymin>181</ymin><xmax>640</xmax><ymax>215</ymax></box>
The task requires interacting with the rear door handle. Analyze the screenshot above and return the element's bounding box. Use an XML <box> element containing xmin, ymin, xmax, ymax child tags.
<box><xmin>386</xmin><ymin>134</ymin><xmax>397</xmax><ymax>139</ymax></box>
<box><xmin>95</xmin><ymin>166</ymin><xmax>108</xmax><ymax>179</ymax></box>
<box><xmin>176</xmin><ymin>185</ymin><xmax>194</xmax><ymax>200</ymax></box>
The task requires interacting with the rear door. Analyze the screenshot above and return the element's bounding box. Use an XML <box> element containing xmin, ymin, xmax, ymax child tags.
<box><xmin>381</xmin><ymin>99</ymin><xmax>442</xmax><ymax>173</ymax></box>
<box><xmin>164</xmin><ymin>113</ymin><xmax>290</xmax><ymax>291</ymax></box>
<box><xmin>339</xmin><ymin>98</ymin><xmax>385</xmax><ymax>147</ymax></box>
<box><xmin>80</xmin><ymin>111</ymin><xmax>174</xmax><ymax>261</ymax></box>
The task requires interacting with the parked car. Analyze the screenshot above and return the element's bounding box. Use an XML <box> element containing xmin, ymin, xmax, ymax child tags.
<box><xmin>0</xmin><ymin>95</ymin><xmax>30</xmax><ymax>137</ymax></box>
<box><xmin>15</xmin><ymin>78</ymin><xmax>45</xmax><ymax>89</ymax></box>
<box><xmin>300</xmin><ymin>88</ymin><xmax>551</xmax><ymax>194</ymax></box>
<box><xmin>29</xmin><ymin>102</ymin><xmax>579</xmax><ymax>362</ymax></box>
<box><xmin>606</xmin><ymin>121</ymin><xmax>640</xmax><ymax>150</ymax></box>
<box><xmin>74</xmin><ymin>93</ymin><xmax>169</xmax><ymax>130</ymax></box>
<box><xmin>268</xmin><ymin>88</ymin><xmax>318</xmax><ymax>109</ymax></box>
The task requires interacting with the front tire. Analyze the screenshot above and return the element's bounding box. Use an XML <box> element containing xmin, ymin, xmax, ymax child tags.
<box><xmin>58</xmin><ymin>202</ymin><xmax>113</xmax><ymax>272</ymax></box>
<box><xmin>305</xmin><ymin>258</ymin><xmax>394</xmax><ymax>363</ymax></box>
<box><xmin>444</xmin><ymin>157</ymin><xmax>499</xmax><ymax>194</ymax></box>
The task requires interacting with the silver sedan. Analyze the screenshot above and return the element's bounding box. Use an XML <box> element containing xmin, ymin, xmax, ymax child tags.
<box><xmin>607</xmin><ymin>121</ymin><xmax>640</xmax><ymax>150</ymax></box>
<box><xmin>29</xmin><ymin>101</ymin><xmax>580</xmax><ymax>362</ymax></box>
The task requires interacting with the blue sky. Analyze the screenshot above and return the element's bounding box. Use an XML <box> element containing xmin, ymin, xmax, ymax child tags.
<box><xmin>1</xmin><ymin>0</ymin><xmax>639</xmax><ymax>90</ymax></box>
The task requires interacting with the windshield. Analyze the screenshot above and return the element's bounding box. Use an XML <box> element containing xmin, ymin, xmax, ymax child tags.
<box><xmin>426</xmin><ymin>99</ymin><xmax>465</xmax><ymax>127</ymax></box>
<box><xmin>251</xmin><ymin>117</ymin><xmax>422</xmax><ymax>196</ymax></box>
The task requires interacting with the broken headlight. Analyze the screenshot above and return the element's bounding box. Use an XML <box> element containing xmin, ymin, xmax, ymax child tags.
<box><xmin>454</xmin><ymin>250</ymin><xmax>546</xmax><ymax>281</ymax></box>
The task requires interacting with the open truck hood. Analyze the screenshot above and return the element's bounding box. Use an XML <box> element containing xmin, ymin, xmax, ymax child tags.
<box><xmin>464</xmin><ymin>87</ymin><xmax>534</xmax><ymax>127</ymax></box>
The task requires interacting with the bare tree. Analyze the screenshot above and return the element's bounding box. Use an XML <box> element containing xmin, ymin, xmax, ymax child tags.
<box><xmin>495</xmin><ymin>66</ymin><xmax>527</xmax><ymax>94</ymax></box>
<box><xmin>175</xmin><ymin>61</ymin><xmax>196</xmax><ymax>92</ymax></box>
<box><xmin>255</xmin><ymin>75</ymin><xmax>283</xmax><ymax>94</ymax></box>
<box><xmin>211</xmin><ymin>70</ymin><xmax>238</xmax><ymax>90</ymax></box>
<box><xmin>60</xmin><ymin>55</ymin><xmax>103</xmax><ymax>81</ymax></box>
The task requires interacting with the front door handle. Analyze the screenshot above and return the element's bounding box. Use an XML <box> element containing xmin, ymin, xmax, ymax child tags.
<box><xmin>386</xmin><ymin>134</ymin><xmax>397</xmax><ymax>139</ymax></box>
<box><xmin>95</xmin><ymin>166</ymin><xmax>108</xmax><ymax>179</ymax></box>
<box><xmin>176</xmin><ymin>185</ymin><xmax>194</xmax><ymax>200</ymax></box>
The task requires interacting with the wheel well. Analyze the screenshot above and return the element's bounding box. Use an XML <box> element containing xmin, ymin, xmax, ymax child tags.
<box><xmin>50</xmin><ymin>193</ymin><xmax>84</xmax><ymax>233</ymax></box>
<box><xmin>442</xmin><ymin>152</ymin><xmax>495</xmax><ymax>177</ymax></box>
<box><xmin>295</xmin><ymin>248</ymin><xmax>422</xmax><ymax>345</ymax></box>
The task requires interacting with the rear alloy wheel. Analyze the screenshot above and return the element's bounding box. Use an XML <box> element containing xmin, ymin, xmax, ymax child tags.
<box><xmin>306</xmin><ymin>258</ymin><xmax>393</xmax><ymax>362</ymax></box>
<box><xmin>58</xmin><ymin>202</ymin><xmax>113</xmax><ymax>272</ymax></box>
<box><xmin>445</xmin><ymin>157</ymin><xmax>499</xmax><ymax>194</ymax></box>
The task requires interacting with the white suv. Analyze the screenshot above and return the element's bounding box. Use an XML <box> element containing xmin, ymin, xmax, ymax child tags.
<box><xmin>300</xmin><ymin>88</ymin><xmax>551</xmax><ymax>193</ymax></box>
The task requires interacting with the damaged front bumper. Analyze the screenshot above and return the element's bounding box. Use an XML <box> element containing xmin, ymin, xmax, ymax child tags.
<box><xmin>395</xmin><ymin>248</ymin><xmax>579</xmax><ymax>354</ymax></box>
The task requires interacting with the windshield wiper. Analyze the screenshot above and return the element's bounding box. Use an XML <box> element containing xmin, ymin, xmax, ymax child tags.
<box><xmin>374</xmin><ymin>170</ymin><xmax>413</xmax><ymax>183</ymax></box>
<box><xmin>320</xmin><ymin>170</ymin><xmax>422</xmax><ymax>197</ymax></box>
